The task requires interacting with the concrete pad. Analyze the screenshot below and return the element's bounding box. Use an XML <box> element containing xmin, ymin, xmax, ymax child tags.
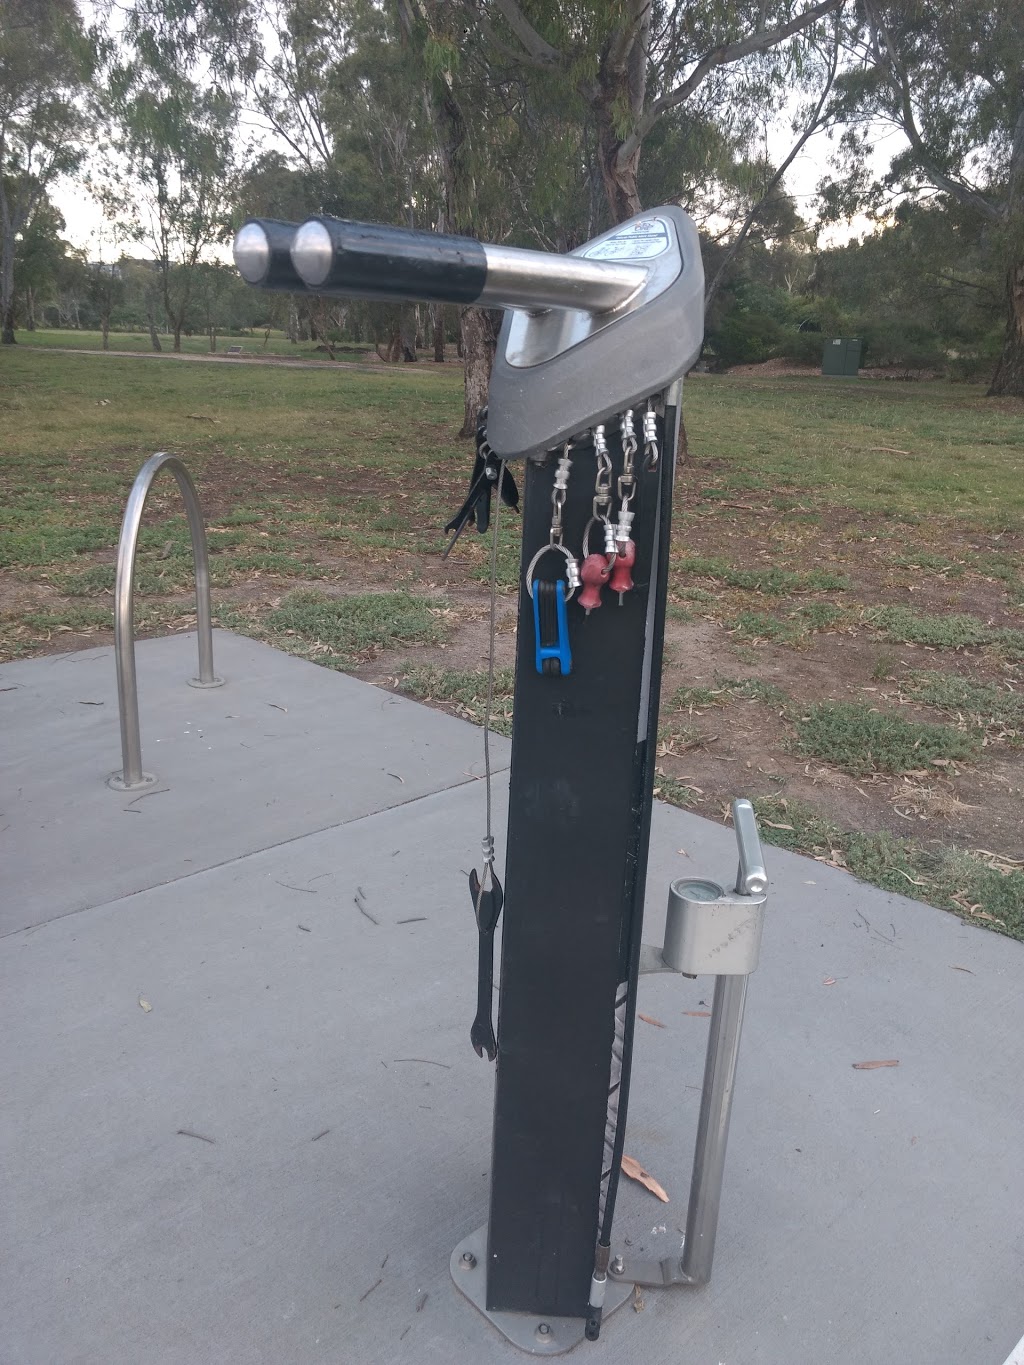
<box><xmin>3</xmin><ymin>766</ymin><xmax>1023</xmax><ymax>1364</ymax></box>
<box><xmin>0</xmin><ymin>631</ymin><xmax>509</xmax><ymax>934</ymax></box>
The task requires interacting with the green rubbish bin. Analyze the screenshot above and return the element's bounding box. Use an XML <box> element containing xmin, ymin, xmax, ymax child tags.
<box><xmin>822</xmin><ymin>337</ymin><xmax>862</xmax><ymax>376</ymax></box>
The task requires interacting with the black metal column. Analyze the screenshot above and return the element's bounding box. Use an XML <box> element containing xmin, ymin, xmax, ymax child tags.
<box><xmin>486</xmin><ymin>393</ymin><xmax>680</xmax><ymax>1319</ymax></box>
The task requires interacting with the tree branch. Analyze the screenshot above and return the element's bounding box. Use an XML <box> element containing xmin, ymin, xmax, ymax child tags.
<box><xmin>617</xmin><ymin>0</ymin><xmax>843</xmax><ymax>169</ymax></box>
<box><xmin>488</xmin><ymin>0</ymin><xmax>562</xmax><ymax>67</ymax></box>
<box><xmin>704</xmin><ymin>24</ymin><xmax>841</xmax><ymax>311</ymax></box>
<box><xmin>863</xmin><ymin>0</ymin><xmax>1002</xmax><ymax>223</ymax></box>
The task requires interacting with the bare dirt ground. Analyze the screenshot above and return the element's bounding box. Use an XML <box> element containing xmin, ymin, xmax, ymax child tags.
<box><xmin>24</xmin><ymin>481</ymin><xmax>1019</xmax><ymax>867</ymax></box>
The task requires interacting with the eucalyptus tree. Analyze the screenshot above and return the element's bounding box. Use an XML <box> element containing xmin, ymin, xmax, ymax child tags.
<box><xmin>825</xmin><ymin>0</ymin><xmax>1024</xmax><ymax>395</ymax></box>
<box><xmin>95</xmin><ymin>2</ymin><xmax>244</xmax><ymax>350</ymax></box>
<box><xmin>0</xmin><ymin>0</ymin><xmax>95</xmax><ymax>343</ymax></box>
<box><xmin>477</xmin><ymin>0</ymin><xmax>846</xmax><ymax>224</ymax></box>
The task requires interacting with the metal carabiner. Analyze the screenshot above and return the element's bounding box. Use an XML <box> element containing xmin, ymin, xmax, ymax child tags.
<box><xmin>525</xmin><ymin>542</ymin><xmax>580</xmax><ymax>600</ymax></box>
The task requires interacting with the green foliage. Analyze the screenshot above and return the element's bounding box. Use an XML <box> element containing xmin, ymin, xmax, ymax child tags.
<box><xmin>677</xmin><ymin>556</ymin><xmax>848</xmax><ymax>595</ymax></box>
<box><xmin>265</xmin><ymin>589</ymin><xmax>446</xmax><ymax>665</ymax></box>
<box><xmin>752</xmin><ymin>795</ymin><xmax>1024</xmax><ymax>940</ymax></box>
<box><xmin>672</xmin><ymin>677</ymin><xmax>788</xmax><ymax>710</ymax></box>
<box><xmin>730</xmin><ymin>610</ymin><xmax>804</xmax><ymax>643</ymax></box>
<box><xmin>707</xmin><ymin>310</ymin><xmax>784</xmax><ymax>367</ymax></box>
<box><xmin>652</xmin><ymin>773</ymin><xmax>703</xmax><ymax>808</ymax></box>
<box><xmin>0</xmin><ymin>525</ymin><xmax>114</xmax><ymax>567</ymax></box>
<box><xmin>904</xmin><ymin>670</ymin><xmax>1024</xmax><ymax>735</ymax></box>
<box><xmin>400</xmin><ymin>665</ymin><xmax>515</xmax><ymax>736</ymax></box>
<box><xmin>0</xmin><ymin>0</ymin><xmax>96</xmax><ymax>339</ymax></box>
<box><xmin>793</xmin><ymin>700</ymin><xmax>979</xmax><ymax>776</ymax></box>
<box><xmin>866</xmin><ymin>606</ymin><xmax>1024</xmax><ymax>657</ymax></box>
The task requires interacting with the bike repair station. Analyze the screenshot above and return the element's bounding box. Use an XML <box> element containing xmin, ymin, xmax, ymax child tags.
<box><xmin>233</xmin><ymin>205</ymin><xmax>768</xmax><ymax>1351</ymax></box>
<box><xmin>4</xmin><ymin>211</ymin><xmax>1023</xmax><ymax>1365</ymax></box>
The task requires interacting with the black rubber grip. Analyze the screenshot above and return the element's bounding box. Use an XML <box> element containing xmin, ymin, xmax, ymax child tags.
<box><xmin>243</xmin><ymin>218</ymin><xmax>305</xmax><ymax>290</ymax></box>
<box><xmin>310</xmin><ymin>217</ymin><xmax>487</xmax><ymax>304</ymax></box>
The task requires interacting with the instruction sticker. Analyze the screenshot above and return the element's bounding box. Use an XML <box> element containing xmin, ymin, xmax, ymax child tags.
<box><xmin>581</xmin><ymin>217</ymin><xmax>670</xmax><ymax>262</ymax></box>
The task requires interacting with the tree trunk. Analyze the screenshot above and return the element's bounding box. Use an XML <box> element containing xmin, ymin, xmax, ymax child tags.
<box><xmin>399</xmin><ymin>304</ymin><xmax>418</xmax><ymax>362</ymax></box>
<box><xmin>287</xmin><ymin>298</ymin><xmax>299</xmax><ymax>343</ymax></box>
<box><xmin>591</xmin><ymin>10</ymin><xmax>651</xmax><ymax>226</ymax></box>
<box><xmin>432</xmin><ymin>304</ymin><xmax>445</xmax><ymax>362</ymax></box>
<box><xmin>459</xmin><ymin>306</ymin><xmax>502</xmax><ymax>437</ymax></box>
<box><xmin>26</xmin><ymin>288</ymin><xmax>35</xmax><ymax>330</ymax></box>
<box><xmin>209</xmin><ymin>324</ymin><xmax>217</xmax><ymax>353</ymax></box>
<box><xmin>101</xmin><ymin>313</ymin><xmax>110</xmax><ymax>350</ymax></box>
<box><xmin>173</xmin><ymin>321</ymin><xmax>183</xmax><ymax>352</ymax></box>
<box><xmin>595</xmin><ymin>115</ymin><xmax>642</xmax><ymax>223</ymax></box>
<box><xmin>146</xmin><ymin>303</ymin><xmax>162</xmax><ymax>352</ymax></box>
<box><xmin>987</xmin><ymin>258</ymin><xmax>1024</xmax><ymax>398</ymax></box>
<box><xmin>0</xmin><ymin>207</ymin><xmax>16</xmax><ymax>343</ymax></box>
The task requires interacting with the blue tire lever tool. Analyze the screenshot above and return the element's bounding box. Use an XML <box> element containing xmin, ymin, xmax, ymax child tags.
<box><xmin>234</xmin><ymin>206</ymin><xmax>715</xmax><ymax>1353</ymax></box>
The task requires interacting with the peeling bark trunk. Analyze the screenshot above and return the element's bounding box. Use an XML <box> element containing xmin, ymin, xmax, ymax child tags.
<box><xmin>146</xmin><ymin>303</ymin><xmax>162</xmax><ymax>352</ymax></box>
<box><xmin>459</xmin><ymin>306</ymin><xmax>502</xmax><ymax>437</ymax></box>
<box><xmin>987</xmin><ymin>258</ymin><xmax>1024</xmax><ymax>398</ymax></box>
<box><xmin>595</xmin><ymin>112</ymin><xmax>643</xmax><ymax>223</ymax></box>
<box><xmin>1</xmin><ymin>204</ymin><xmax>16</xmax><ymax>343</ymax></box>
<box><xmin>591</xmin><ymin>8</ymin><xmax>650</xmax><ymax>226</ymax></box>
<box><xmin>432</xmin><ymin>304</ymin><xmax>445</xmax><ymax>362</ymax></box>
<box><xmin>399</xmin><ymin>304</ymin><xmax>418</xmax><ymax>362</ymax></box>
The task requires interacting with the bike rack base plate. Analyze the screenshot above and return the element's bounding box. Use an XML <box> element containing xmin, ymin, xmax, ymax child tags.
<box><xmin>106</xmin><ymin>770</ymin><xmax>158</xmax><ymax>792</ymax></box>
<box><xmin>450</xmin><ymin>1224</ymin><xmax>634</xmax><ymax>1355</ymax></box>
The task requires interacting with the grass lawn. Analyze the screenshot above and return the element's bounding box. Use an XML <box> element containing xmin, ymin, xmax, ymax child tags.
<box><xmin>2</xmin><ymin>344</ymin><xmax>1023</xmax><ymax>936</ymax></box>
<box><xmin>9</xmin><ymin>326</ymin><xmax>378</xmax><ymax>362</ymax></box>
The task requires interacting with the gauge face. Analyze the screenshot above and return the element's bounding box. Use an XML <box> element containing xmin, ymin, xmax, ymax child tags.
<box><xmin>581</xmin><ymin>217</ymin><xmax>671</xmax><ymax>262</ymax></box>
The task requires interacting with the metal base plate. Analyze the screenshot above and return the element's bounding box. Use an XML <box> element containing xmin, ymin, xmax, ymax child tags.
<box><xmin>450</xmin><ymin>1225</ymin><xmax>634</xmax><ymax>1355</ymax></box>
<box><xmin>187</xmin><ymin>675</ymin><xmax>225</xmax><ymax>689</ymax></box>
<box><xmin>106</xmin><ymin>770</ymin><xmax>158</xmax><ymax>792</ymax></box>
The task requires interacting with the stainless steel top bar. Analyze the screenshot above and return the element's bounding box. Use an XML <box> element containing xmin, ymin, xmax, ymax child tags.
<box><xmin>277</xmin><ymin>217</ymin><xmax>648</xmax><ymax>314</ymax></box>
<box><xmin>477</xmin><ymin>243</ymin><xmax>645</xmax><ymax>313</ymax></box>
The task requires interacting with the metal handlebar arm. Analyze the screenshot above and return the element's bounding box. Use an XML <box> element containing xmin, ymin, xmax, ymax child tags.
<box><xmin>234</xmin><ymin>206</ymin><xmax>705</xmax><ymax>459</ymax></box>
<box><xmin>234</xmin><ymin>216</ymin><xmax>647</xmax><ymax>315</ymax></box>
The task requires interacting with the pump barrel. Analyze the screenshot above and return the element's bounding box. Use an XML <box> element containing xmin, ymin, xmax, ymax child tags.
<box><xmin>233</xmin><ymin>216</ymin><xmax>647</xmax><ymax>314</ymax></box>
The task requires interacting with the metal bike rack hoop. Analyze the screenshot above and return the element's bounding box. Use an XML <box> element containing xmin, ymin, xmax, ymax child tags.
<box><xmin>107</xmin><ymin>452</ymin><xmax>224</xmax><ymax>792</ymax></box>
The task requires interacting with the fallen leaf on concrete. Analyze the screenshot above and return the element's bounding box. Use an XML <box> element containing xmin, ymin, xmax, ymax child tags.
<box><xmin>682</xmin><ymin>1010</ymin><xmax>712</xmax><ymax>1017</ymax></box>
<box><xmin>138</xmin><ymin>997</ymin><xmax>152</xmax><ymax>1012</ymax></box>
<box><xmin>621</xmin><ymin>1155</ymin><xmax>669</xmax><ymax>1202</ymax></box>
<box><xmin>822</xmin><ymin>977</ymin><xmax>837</xmax><ymax>986</ymax></box>
<box><xmin>267</xmin><ymin>702</ymin><xmax>288</xmax><ymax>713</ymax></box>
<box><xmin>852</xmin><ymin>1059</ymin><xmax>899</xmax><ymax>1070</ymax></box>
<box><xmin>638</xmin><ymin>1013</ymin><xmax>666</xmax><ymax>1028</ymax></box>
<box><xmin>950</xmin><ymin>964</ymin><xmax>974</xmax><ymax>974</ymax></box>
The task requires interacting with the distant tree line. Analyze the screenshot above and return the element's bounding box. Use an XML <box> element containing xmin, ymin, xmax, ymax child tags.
<box><xmin>1</xmin><ymin>0</ymin><xmax>1021</xmax><ymax>400</ymax></box>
